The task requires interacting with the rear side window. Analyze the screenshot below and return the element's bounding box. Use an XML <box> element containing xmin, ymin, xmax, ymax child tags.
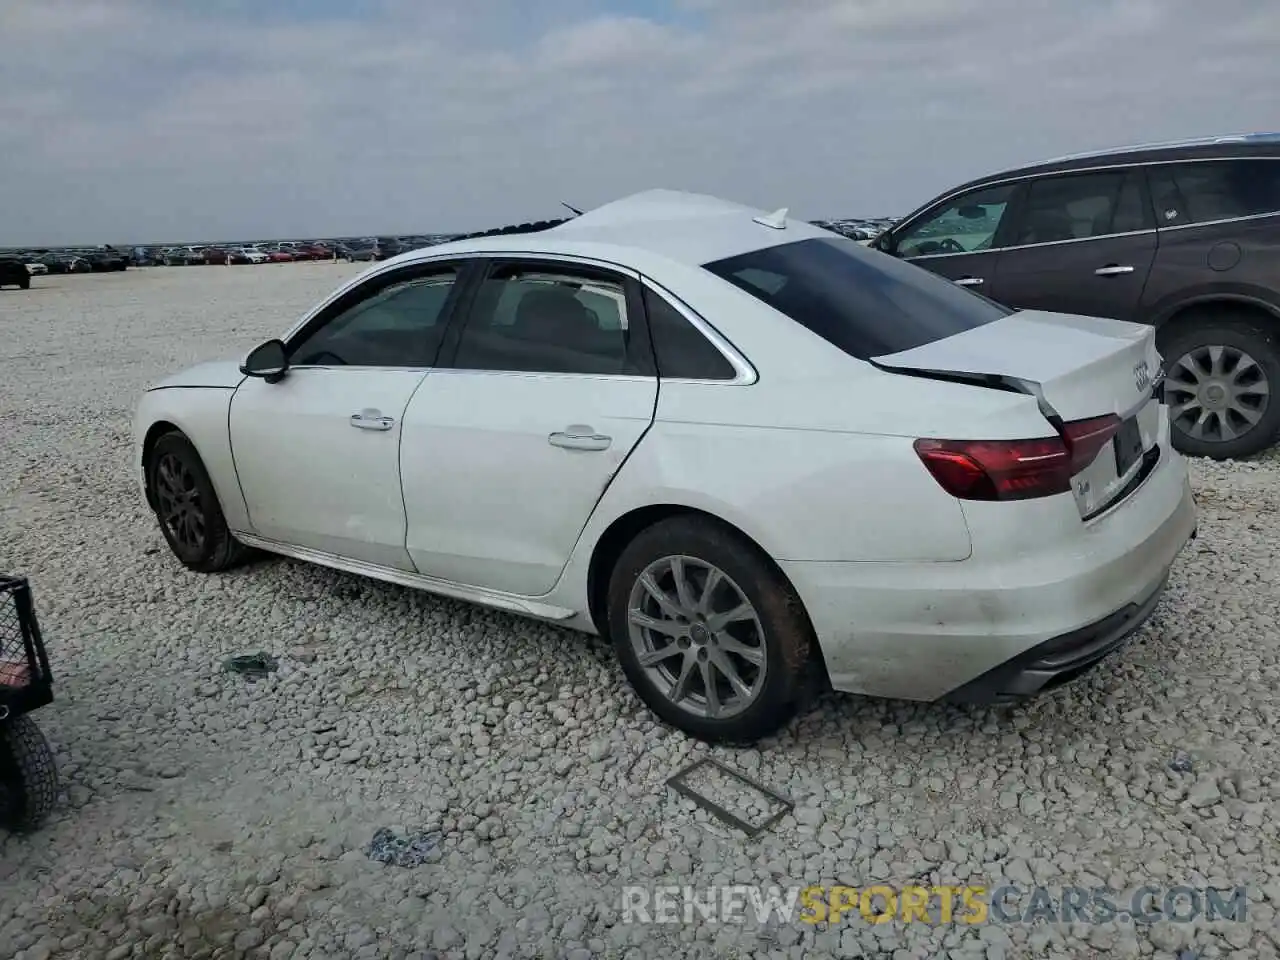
<box><xmin>1149</xmin><ymin>159</ymin><xmax>1280</xmax><ymax>225</ymax></box>
<box><xmin>703</xmin><ymin>237</ymin><xmax>1011</xmax><ymax>360</ymax></box>
<box><xmin>643</xmin><ymin>287</ymin><xmax>737</xmax><ymax>380</ymax></box>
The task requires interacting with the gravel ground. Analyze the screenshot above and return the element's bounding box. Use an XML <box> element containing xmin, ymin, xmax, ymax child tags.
<box><xmin>1</xmin><ymin>264</ymin><xmax>1278</xmax><ymax>960</ymax></box>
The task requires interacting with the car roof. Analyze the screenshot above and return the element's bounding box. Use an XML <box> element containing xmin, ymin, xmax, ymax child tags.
<box><xmin>392</xmin><ymin>189</ymin><xmax>833</xmax><ymax>269</ymax></box>
<box><xmin>946</xmin><ymin>132</ymin><xmax>1280</xmax><ymax>197</ymax></box>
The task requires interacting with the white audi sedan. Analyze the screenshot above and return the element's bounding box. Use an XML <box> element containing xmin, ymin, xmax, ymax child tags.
<box><xmin>134</xmin><ymin>189</ymin><xmax>1197</xmax><ymax>743</ymax></box>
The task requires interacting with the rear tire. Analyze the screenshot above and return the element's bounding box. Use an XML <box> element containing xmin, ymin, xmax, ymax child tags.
<box><xmin>0</xmin><ymin>716</ymin><xmax>58</xmax><ymax>833</ymax></box>
<box><xmin>606</xmin><ymin>517</ymin><xmax>813</xmax><ymax>743</ymax></box>
<box><xmin>19</xmin><ymin>277</ymin><xmax>30</xmax><ymax>290</ymax></box>
<box><xmin>146</xmin><ymin>431</ymin><xmax>252</xmax><ymax>572</ymax></box>
<box><xmin>1159</xmin><ymin>313</ymin><xmax>1280</xmax><ymax>459</ymax></box>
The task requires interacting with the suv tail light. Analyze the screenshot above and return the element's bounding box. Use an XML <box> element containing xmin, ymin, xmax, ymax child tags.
<box><xmin>914</xmin><ymin>414</ymin><xmax>1122</xmax><ymax>502</ymax></box>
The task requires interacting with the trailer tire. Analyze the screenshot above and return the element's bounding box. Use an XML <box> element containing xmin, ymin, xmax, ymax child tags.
<box><xmin>0</xmin><ymin>715</ymin><xmax>59</xmax><ymax>832</ymax></box>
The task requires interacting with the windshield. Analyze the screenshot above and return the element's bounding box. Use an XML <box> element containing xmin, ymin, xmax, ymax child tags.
<box><xmin>702</xmin><ymin>236</ymin><xmax>1012</xmax><ymax>360</ymax></box>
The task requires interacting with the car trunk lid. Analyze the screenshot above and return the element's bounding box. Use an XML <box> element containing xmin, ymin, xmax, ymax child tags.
<box><xmin>874</xmin><ymin>310</ymin><xmax>1164</xmax><ymax>519</ymax></box>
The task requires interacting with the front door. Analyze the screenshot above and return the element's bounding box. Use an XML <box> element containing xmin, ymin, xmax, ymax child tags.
<box><xmin>884</xmin><ymin>182</ymin><xmax>1019</xmax><ymax>297</ymax></box>
<box><xmin>399</xmin><ymin>258</ymin><xmax>658</xmax><ymax>596</ymax></box>
<box><xmin>990</xmin><ymin>169</ymin><xmax>1157</xmax><ymax>321</ymax></box>
<box><xmin>228</xmin><ymin>262</ymin><xmax>465</xmax><ymax>569</ymax></box>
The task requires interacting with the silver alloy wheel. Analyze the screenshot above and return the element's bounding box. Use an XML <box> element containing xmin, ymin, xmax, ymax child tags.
<box><xmin>1168</xmin><ymin>344</ymin><xmax>1271</xmax><ymax>443</ymax></box>
<box><xmin>626</xmin><ymin>555</ymin><xmax>767</xmax><ymax>720</ymax></box>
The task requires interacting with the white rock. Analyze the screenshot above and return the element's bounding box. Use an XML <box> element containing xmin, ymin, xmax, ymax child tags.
<box><xmin>1187</xmin><ymin>777</ymin><xmax>1222</xmax><ymax>808</ymax></box>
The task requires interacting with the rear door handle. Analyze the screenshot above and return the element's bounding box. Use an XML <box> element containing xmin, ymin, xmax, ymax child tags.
<box><xmin>350</xmin><ymin>410</ymin><xmax>395</xmax><ymax>431</ymax></box>
<box><xmin>549</xmin><ymin>426</ymin><xmax>612</xmax><ymax>452</ymax></box>
<box><xmin>1095</xmin><ymin>264</ymin><xmax>1135</xmax><ymax>276</ymax></box>
<box><xmin>954</xmin><ymin>277</ymin><xmax>984</xmax><ymax>287</ymax></box>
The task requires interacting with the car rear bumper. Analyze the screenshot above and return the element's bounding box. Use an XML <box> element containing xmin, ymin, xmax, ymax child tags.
<box><xmin>939</xmin><ymin>565</ymin><xmax>1173</xmax><ymax>703</ymax></box>
<box><xmin>780</xmin><ymin>445</ymin><xmax>1197</xmax><ymax>701</ymax></box>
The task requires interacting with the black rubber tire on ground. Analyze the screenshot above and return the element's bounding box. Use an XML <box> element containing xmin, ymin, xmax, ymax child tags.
<box><xmin>0</xmin><ymin>715</ymin><xmax>59</xmax><ymax>833</ymax></box>
<box><xmin>146</xmin><ymin>430</ymin><xmax>253</xmax><ymax>573</ymax></box>
<box><xmin>606</xmin><ymin>516</ymin><xmax>814</xmax><ymax>744</ymax></box>
<box><xmin>19</xmin><ymin>276</ymin><xmax>30</xmax><ymax>290</ymax></box>
<box><xmin>1158</xmin><ymin>313</ymin><xmax>1280</xmax><ymax>460</ymax></box>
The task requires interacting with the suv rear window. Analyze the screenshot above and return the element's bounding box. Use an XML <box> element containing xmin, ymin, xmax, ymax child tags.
<box><xmin>703</xmin><ymin>237</ymin><xmax>1012</xmax><ymax>360</ymax></box>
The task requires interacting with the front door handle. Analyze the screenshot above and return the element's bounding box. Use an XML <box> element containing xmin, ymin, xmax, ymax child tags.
<box><xmin>549</xmin><ymin>425</ymin><xmax>612</xmax><ymax>452</ymax></box>
<box><xmin>350</xmin><ymin>410</ymin><xmax>395</xmax><ymax>431</ymax></box>
<box><xmin>954</xmin><ymin>277</ymin><xmax>984</xmax><ymax>287</ymax></box>
<box><xmin>1095</xmin><ymin>264</ymin><xmax>1135</xmax><ymax>276</ymax></box>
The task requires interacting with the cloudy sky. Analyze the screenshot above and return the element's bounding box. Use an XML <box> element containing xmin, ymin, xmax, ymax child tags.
<box><xmin>2</xmin><ymin>0</ymin><xmax>1277</xmax><ymax>245</ymax></box>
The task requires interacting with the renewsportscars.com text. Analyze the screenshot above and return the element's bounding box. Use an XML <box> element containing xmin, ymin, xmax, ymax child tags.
<box><xmin>621</xmin><ymin>884</ymin><xmax>1248</xmax><ymax>926</ymax></box>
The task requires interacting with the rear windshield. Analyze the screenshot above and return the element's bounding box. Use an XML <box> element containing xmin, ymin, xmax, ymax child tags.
<box><xmin>703</xmin><ymin>236</ymin><xmax>1012</xmax><ymax>359</ymax></box>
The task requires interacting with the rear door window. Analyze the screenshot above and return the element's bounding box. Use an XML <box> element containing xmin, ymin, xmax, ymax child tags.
<box><xmin>703</xmin><ymin>237</ymin><xmax>1012</xmax><ymax>360</ymax></box>
<box><xmin>450</xmin><ymin>263</ymin><xmax>647</xmax><ymax>375</ymax></box>
<box><xmin>1014</xmin><ymin>171</ymin><xmax>1153</xmax><ymax>244</ymax></box>
<box><xmin>1148</xmin><ymin>159</ymin><xmax>1280</xmax><ymax>225</ymax></box>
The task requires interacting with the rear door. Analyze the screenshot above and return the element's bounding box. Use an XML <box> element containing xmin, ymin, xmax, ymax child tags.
<box><xmin>880</xmin><ymin>182</ymin><xmax>1020</xmax><ymax>294</ymax></box>
<box><xmin>990</xmin><ymin>169</ymin><xmax>1157</xmax><ymax>321</ymax></box>
<box><xmin>398</xmin><ymin>256</ymin><xmax>659</xmax><ymax>597</ymax></box>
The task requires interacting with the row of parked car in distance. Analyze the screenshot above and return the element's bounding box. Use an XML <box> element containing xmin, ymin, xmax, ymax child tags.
<box><xmin>2</xmin><ymin>215</ymin><xmax>900</xmax><ymax>282</ymax></box>
<box><xmin>139</xmin><ymin>234</ymin><xmax>462</xmax><ymax>267</ymax></box>
<box><xmin>9</xmin><ymin>247</ymin><xmax>130</xmax><ymax>275</ymax></box>
<box><xmin>136</xmin><ymin>219</ymin><xmax>899</xmax><ymax>267</ymax></box>
<box><xmin>0</xmin><ymin>236</ymin><xmax>467</xmax><ymax>277</ymax></box>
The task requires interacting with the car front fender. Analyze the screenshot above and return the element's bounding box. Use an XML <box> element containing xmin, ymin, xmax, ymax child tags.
<box><xmin>133</xmin><ymin>385</ymin><xmax>249</xmax><ymax>532</ymax></box>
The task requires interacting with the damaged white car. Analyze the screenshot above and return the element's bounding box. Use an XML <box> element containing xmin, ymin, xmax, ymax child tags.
<box><xmin>134</xmin><ymin>189</ymin><xmax>1197</xmax><ymax>742</ymax></box>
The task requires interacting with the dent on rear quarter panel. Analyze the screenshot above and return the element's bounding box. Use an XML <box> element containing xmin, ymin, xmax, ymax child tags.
<box><xmin>591</xmin><ymin>416</ymin><xmax>973</xmax><ymax>563</ymax></box>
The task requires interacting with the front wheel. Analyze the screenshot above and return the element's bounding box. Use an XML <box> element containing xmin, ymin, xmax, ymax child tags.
<box><xmin>606</xmin><ymin>517</ymin><xmax>813</xmax><ymax>743</ymax></box>
<box><xmin>1160</xmin><ymin>315</ymin><xmax>1280</xmax><ymax>459</ymax></box>
<box><xmin>0</xmin><ymin>716</ymin><xmax>58</xmax><ymax>832</ymax></box>
<box><xmin>146</xmin><ymin>431</ymin><xmax>251</xmax><ymax>572</ymax></box>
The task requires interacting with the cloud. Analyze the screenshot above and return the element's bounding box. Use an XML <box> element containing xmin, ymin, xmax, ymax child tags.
<box><xmin>1</xmin><ymin>0</ymin><xmax>1276</xmax><ymax>244</ymax></box>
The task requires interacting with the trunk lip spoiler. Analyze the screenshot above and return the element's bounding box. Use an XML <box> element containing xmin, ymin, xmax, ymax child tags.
<box><xmin>876</xmin><ymin>356</ymin><xmax>1167</xmax><ymax>518</ymax></box>
<box><xmin>866</xmin><ymin>359</ymin><xmax>1064</xmax><ymax>423</ymax></box>
<box><xmin>867</xmin><ymin>359</ymin><xmax>1166</xmax><ymax>427</ymax></box>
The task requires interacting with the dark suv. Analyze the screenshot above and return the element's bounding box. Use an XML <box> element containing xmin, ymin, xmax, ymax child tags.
<box><xmin>872</xmin><ymin>133</ymin><xmax>1280</xmax><ymax>459</ymax></box>
<box><xmin>0</xmin><ymin>257</ymin><xmax>31</xmax><ymax>290</ymax></box>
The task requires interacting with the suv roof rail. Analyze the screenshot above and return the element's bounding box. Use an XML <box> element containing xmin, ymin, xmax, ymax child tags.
<box><xmin>1038</xmin><ymin>131</ymin><xmax>1280</xmax><ymax>165</ymax></box>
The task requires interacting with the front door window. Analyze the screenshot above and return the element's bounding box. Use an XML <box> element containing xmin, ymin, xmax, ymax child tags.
<box><xmin>895</xmin><ymin>185</ymin><xmax>1016</xmax><ymax>258</ymax></box>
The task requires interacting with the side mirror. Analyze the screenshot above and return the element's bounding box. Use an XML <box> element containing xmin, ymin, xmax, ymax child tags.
<box><xmin>873</xmin><ymin>231</ymin><xmax>897</xmax><ymax>255</ymax></box>
<box><xmin>240</xmin><ymin>339</ymin><xmax>288</xmax><ymax>382</ymax></box>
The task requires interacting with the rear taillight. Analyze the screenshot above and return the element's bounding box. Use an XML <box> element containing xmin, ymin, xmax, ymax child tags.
<box><xmin>1060</xmin><ymin>414</ymin><xmax>1122</xmax><ymax>474</ymax></box>
<box><xmin>914</xmin><ymin>414</ymin><xmax>1122</xmax><ymax>502</ymax></box>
